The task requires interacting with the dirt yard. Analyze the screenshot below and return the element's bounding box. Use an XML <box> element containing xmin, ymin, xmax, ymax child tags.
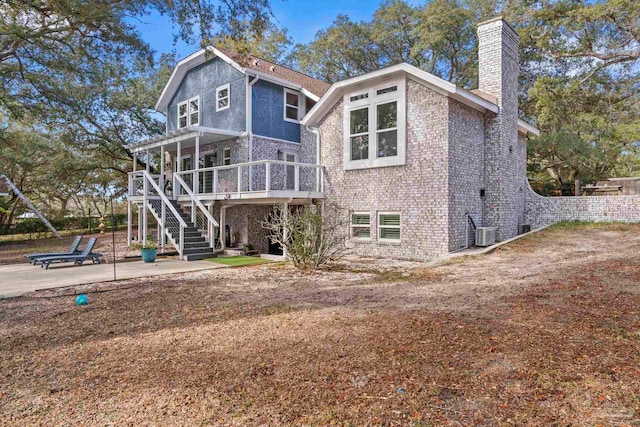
<box><xmin>0</xmin><ymin>230</ymin><xmax>140</xmax><ymax>265</ymax></box>
<box><xmin>1</xmin><ymin>223</ymin><xmax>639</xmax><ymax>426</ymax></box>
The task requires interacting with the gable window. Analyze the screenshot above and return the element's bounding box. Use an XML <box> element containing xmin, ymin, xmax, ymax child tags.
<box><xmin>378</xmin><ymin>213</ymin><xmax>401</xmax><ymax>241</ymax></box>
<box><xmin>349</xmin><ymin>107</ymin><xmax>369</xmax><ymax>161</ymax></box>
<box><xmin>351</xmin><ymin>212</ymin><xmax>371</xmax><ymax>239</ymax></box>
<box><xmin>177</xmin><ymin>96</ymin><xmax>199</xmax><ymax>129</ymax></box>
<box><xmin>216</xmin><ymin>84</ymin><xmax>230</xmax><ymax>112</ymax></box>
<box><xmin>223</xmin><ymin>147</ymin><xmax>231</xmax><ymax>166</ymax></box>
<box><xmin>178</xmin><ymin>101</ymin><xmax>188</xmax><ymax>129</ymax></box>
<box><xmin>343</xmin><ymin>78</ymin><xmax>406</xmax><ymax>170</ymax></box>
<box><xmin>376</xmin><ymin>101</ymin><xmax>397</xmax><ymax>158</ymax></box>
<box><xmin>284</xmin><ymin>88</ymin><xmax>301</xmax><ymax>123</ymax></box>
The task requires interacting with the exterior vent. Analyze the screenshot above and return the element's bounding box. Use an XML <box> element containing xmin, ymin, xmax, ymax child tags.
<box><xmin>270</xmin><ymin>65</ymin><xmax>276</xmax><ymax>72</ymax></box>
<box><xmin>518</xmin><ymin>224</ymin><xmax>531</xmax><ymax>235</ymax></box>
<box><xmin>253</xmin><ymin>59</ymin><xmax>260</xmax><ymax>66</ymax></box>
<box><xmin>476</xmin><ymin>227</ymin><xmax>496</xmax><ymax>247</ymax></box>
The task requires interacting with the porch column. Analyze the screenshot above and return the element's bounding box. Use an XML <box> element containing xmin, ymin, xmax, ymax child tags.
<box><xmin>132</xmin><ymin>152</ymin><xmax>137</xmax><ymax>172</ymax></box>
<box><xmin>192</xmin><ymin>136</ymin><xmax>199</xmax><ymax>224</ymax></box>
<box><xmin>282</xmin><ymin>202</ymin><xmax>289</xmax><ymax>259</ymax></box>
<box><xmin>127</xmin><ymin>200</ymin><xmax>132</xmax><ymax>246</ymax></box>
<box><xmin>146</xmin><ymin>149</ymin><xmax>150</xmax><ymax>172</ymax></box>
<box><xmin>194</xmin><ymin>136</ymin><xmax>200</xmax><ymax>193</ymax></box>
<box><xmin>160</xmin><ymin>145</ymin><xmax>165</xmax><ymax>188</ymax></box>
<box><xmin>176</xmin><ymin>141</ymin><xmax>182</xmax><ymax>195</ymax></box>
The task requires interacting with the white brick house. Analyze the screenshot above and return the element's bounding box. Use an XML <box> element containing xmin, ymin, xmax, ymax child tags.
<box><xmin>302</xmin><ymin>17</ymin><xmax>540</xmax><ymax>260</ymax></box>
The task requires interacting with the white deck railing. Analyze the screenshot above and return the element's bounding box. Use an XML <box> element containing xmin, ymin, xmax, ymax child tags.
<box><xmin>174</xmin><ymin>159</ymin><xmax>324</xmax><ymax>199</ymax></box>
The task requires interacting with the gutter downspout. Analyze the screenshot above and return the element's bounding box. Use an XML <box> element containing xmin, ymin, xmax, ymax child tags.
<box><xmin>247</xmin><ymin>74</ymin><xmax>260</xmax><ymax>191</ymax></box>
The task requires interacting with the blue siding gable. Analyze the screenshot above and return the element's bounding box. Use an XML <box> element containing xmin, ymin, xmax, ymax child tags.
<box><xmin>166</xmin><ymin>57</ymin><xmax>246</xmax><ymax>133</ymax></box>
<box><xmin>252</xmin><ymin>79</ymin><xmax>300</xmax><ymax>143</ymax></box>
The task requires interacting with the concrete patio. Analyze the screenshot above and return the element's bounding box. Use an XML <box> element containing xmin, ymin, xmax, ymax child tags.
<box><xmin>0</xmin><ymin>258</ymin><xmax>227</xmax><ymax>298</ymax></box>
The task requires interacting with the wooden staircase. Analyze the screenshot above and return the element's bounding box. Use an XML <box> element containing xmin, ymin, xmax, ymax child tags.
<box><xmin>148</xmin><ymin>199</ymin><xmax>216</xmax><ymax>261</ymax></box>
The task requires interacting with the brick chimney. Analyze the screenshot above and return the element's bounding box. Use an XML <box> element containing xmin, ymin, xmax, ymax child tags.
<box><xmin>477</xmin><ymin>17</ymin><xmax>523</xmax><ymax>241</ymax></box>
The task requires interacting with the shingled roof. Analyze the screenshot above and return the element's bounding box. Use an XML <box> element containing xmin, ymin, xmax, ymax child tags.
<box><xmin>216</xmin><ymin>48</ymin><xmax>331</xmax><ymax>99</ymax></box>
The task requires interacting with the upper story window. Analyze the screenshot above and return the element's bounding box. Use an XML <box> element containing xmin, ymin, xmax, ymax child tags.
<box><xmin>178</xmin><ymin>96</ymin><xmax>199</xmax><ymax>129</ymax></box>
<box><xmin>343</xmin><ymin>78</ymin><xmax>406</xmax><ymax>170</ymax></box>
<box><xmin>216</xmin><ymin>84</ymin><xmax>230</xmax><ymax>112</ymax></box>
<box><xmin>223</xmin><ymin>147</ymin><xmax>231</xmax><ymax>166</ymax></box>
<box><xmin>284</xmin><ymin>88</ymin><xmax>301</xmax><ymax>123</ymax></box>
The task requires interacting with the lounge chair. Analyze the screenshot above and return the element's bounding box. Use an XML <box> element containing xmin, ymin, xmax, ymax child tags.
<box><xmin>242</xmin><ymin>243</ymin><xmax>260</xmax><ymax>257</ymax></box>
<box><xmin>25</xmin><ymin>235</ymin><xmax>83</xmax><ymax>264</ymax></box>
<box><xmin>38</xmin><ymin>238</ymin><xmax>103</xmax><ymax>270</ymax></box>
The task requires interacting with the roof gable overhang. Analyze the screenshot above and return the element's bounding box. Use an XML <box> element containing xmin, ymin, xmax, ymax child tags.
<box><xmin>155</xmin><ymin>47</ymin><xmax>320</xmax><ymax>112</ymax></box>
<box><xmin>302</xmin><ymin>63</ymin><xmax>541</xmax><ymax>137</ymax></box>
<box><xmin>302</xmin><ymin>63</ymin><xmax>500</xmax><ymax>127</ymax></box>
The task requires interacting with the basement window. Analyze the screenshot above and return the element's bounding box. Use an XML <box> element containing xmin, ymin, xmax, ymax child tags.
<box><xmin>351</xmin><ymin>212</ymin><xmax>371</xmax><ymax>239</ymax></box>
<box><xmin>378</xmin><ymin>213</ymin><xmax>401</xmax><ymax>241</ymax></box>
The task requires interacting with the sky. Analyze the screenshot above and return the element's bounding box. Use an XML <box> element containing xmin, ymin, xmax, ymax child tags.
<box><xmin>133</xmin><ymin>0</ymin><xmax>420</xmax><ymax>61</ymax></box>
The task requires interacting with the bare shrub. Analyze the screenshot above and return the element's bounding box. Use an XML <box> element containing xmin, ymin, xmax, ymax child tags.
<box><xmin>261</xmin><ymin>201</ymin><xmax>350</xmax><ymax>270</ymax></box>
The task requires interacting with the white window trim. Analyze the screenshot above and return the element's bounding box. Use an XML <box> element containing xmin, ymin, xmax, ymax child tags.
<box><xmin>283</xmin><ymin>88</ymin><xmax>302</xmax><ymax>124</ymax></box>
<box><xmin>177</xmin><ymin>96</ymin><xmax>200</xmax><ymax>129</ymax></box>
<box><xmin>351</xmin><ymin>212</ymin><xmax>371</xmax><ymax>241</ymax></box>
<box><xmin>223</xmin><ymin>147</ymin><xmax>231</xmax><ymax>165</ymax></box>
<box><xmin>177</xmin><ymin>100</ymin><xmax>188</xmax><ymax>129</ymax></box>
<box><xmin>343</xmin><ymin>77</ymin><xmax>406</xmax><ymax>170</ymax></box>
<box><xmin>377</xmin><ymin>212</ymin><xmax>401</xmax><ymax>242</ymax></box>
<box><xmin>216</xmin><ymin>84</ymin><xmax>230</xmax><ymax>112</ymax></box>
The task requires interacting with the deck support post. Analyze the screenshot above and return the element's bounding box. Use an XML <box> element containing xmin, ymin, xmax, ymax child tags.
<box><xmin>282</xmin><ymin>201</ymin><xmax>289</xmax><ymax>259</ymax></box>
<box><xmin>142</xmin><ymin>178</ymin><xmax>148</xmax><ymax>247</ymax></box>
<box><xmin>161</xmin><ymin>200</ymin><xmax>166</xmax><ymax>253</ymax></box>
<box><xmin>137</xmin><ymin>206</ymin><xmax>143</xmax><ymax>242</ymax></box>
<box><xmin>220</xmin><ymin>206</ymin><xmax>227</xmax><ymax>251</ymax></box>
<box><xmin>127</xmin><ymin>200</ymin><xmax>132</xmax><ymax>246</ymax></box>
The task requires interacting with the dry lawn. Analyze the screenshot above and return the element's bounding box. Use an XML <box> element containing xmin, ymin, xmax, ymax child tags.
<box><xmin>1</xmin><ymin>223</ymin><xmax>639</xmax><ymax>426</ymax></box>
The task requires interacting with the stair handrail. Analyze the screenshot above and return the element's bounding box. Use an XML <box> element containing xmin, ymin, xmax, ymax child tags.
<box><xmin>173</xmin><ymin>173</ymin><xmax>219</xmax><ymax>248</ymax></box>
<box><xmin>141</xmin><ymin>170</ymin><xmax>187</xmax><ymax>258</ymax></box>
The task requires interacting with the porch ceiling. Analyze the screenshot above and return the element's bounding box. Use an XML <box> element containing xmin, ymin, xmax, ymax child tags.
<box><xmin>126</xmin><ymin>126</ymin><xmax>245</xmax><ymax>153</ymax></box>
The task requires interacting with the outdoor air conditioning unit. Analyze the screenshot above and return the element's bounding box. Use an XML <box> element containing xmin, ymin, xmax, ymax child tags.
<box><xmin>476</xmin><ymin>227</ymin><xmax>496</xmax><ymax>247</ymax></box>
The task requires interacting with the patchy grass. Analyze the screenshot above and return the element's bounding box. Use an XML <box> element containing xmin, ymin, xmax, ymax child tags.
<box><xmin>206</xmin><ymin>255</ymin><xmax>272</xmax><ymax>266</ymax></box>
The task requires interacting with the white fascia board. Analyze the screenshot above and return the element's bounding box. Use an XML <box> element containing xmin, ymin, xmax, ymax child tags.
<box><xmin>518</xmin><ymin>119</ymin><xmax>541</xmax><ymax>136</ymax></box>
<box><xmin>155</xmin><ymin>50</ymin><xmax>208</xmax><ymax>111</ymax></box>
<box><xmin>155</xmin><ymin>47</ymin><xmax>248</xmax><ymax>112</ymax></box>
<box><xmin>302</xmin><ymin>62</ymin><xmax>500</xmax><ymax>126</ymax></box>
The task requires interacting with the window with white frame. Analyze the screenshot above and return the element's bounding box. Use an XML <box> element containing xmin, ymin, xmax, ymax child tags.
<box><xmin>378</xmin><ymin>213</ymin><xmax>401</xmax><ymax>241</ymax></box>
<box><xmin>177</xmin><ymin>96</ymin><xmax>200</xmax><ymax>129</ymax></box>
<box><xmin>351</xmin><ymin>212</ymin><xmax>371</xmax><ymax>239</ymax></box>
<box><xmin>343</xmin><ymin>78</ymin><xmax>406</xmax><ymax>170</ymax></box>
<box><xmin>223</xmin><ymin>147</ymin><xmax>231</xmax><ymax>165</ymax></box>
<box><xmin>284</xmin><ymin>88</ymin><xmax>301</xmax><ymax>122</ymax></box>
<box><xmin>216</xmin><ymin>84</ymin><xmax>230</xmax><ymax>111</ymax></box>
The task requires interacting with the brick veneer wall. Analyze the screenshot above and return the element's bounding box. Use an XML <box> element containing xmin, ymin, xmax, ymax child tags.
<box><xmin>318</xmin><ymin>78</ymin><xmax>451</xmax><ymax>261</ymax></box>
<box><xmin>448</xmin><ymin>99</ymin><xmax>485</xmax><ymax>250</ymax></box>
<box><xmin>524</xmin><ymin>182</ymin><xmax>640</xmax><ymax>229</ymax></box>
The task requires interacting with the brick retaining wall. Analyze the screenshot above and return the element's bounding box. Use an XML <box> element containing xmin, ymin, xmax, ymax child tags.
<box><xmin>524</xmin><ymin>182</ymin><xmax>640</xmax><ymax>229</ymax></box>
